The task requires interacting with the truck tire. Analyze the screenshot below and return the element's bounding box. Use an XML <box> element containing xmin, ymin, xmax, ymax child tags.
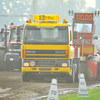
<box><xmin>0</xmin><ymin>49</ymin><xmax>6</xmax><ymax>71</ymax></box>
<box><xmin>97</xmin><ymin>62</ymin><xmax>100</xmax><ymax>81</ymax></box>
<box><xmin>75</xmin><ymin>63</ymin><xmax>80</xmax><ymax>82</ymax></box>
<box><xmin>22</xmin><ymin>73</ymin><xmax>30</xmax><ymax>82</ymax></box>
<box><xmin>74</xmin><ymin>58</ymin><xmax>81</xmax><ymax>82</ymax></box>
<box><xmin>66</xmin><ymin>63</ymin><xmax>75</xmax><ymax>83</ymax></box>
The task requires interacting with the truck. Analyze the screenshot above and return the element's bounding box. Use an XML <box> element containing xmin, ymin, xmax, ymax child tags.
<box><xmin>4</xmin><ymin>23</ymin><xmax>24</xmax><ymax>71</ymax></box>
<box><xmin>69</xmin><ymin>11</ymin><xmax>100</xmax><ymax>81</ymax></box>
<box><xmin>94</xmin><ymin>37</ymin><xmax>100</xmax><ymax>55</ymax></box>
<box><xmin>0</xmin><ymin>23</ymin><xmax>23</xmax><ymax>71</ymax></box>
<box><xmin>0</xmin><ymin>27</ymin><xmax>9</xmax><ymax>71</ymax></box>
<box><xmin>21</xmin><ymin>15</ymin><xmax>80</xmax><ymax>82</ymax></box>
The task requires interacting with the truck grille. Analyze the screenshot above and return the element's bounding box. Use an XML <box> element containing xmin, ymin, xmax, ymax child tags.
<box><xmin>26</xmin><ymin>50</ymin><xmax>65</xmax><ymax>54</ymax></box>
<box><xmin>25</xmin><ymin>50</ymin><xmax>65</xmax><ymax>58</ymax></box>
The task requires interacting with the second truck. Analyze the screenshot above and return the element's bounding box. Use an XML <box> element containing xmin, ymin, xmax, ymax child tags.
<box><xmin>0</xmin><ymin>23</ymin><xmax>23</xmax><ymax>71</ymax></box>
<box><xmin>69</xmin><ymin>11</ymin><xmax>100</xmax><ymax>81</ymax></box>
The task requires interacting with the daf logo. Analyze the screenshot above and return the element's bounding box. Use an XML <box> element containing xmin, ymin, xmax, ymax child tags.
<box><xmin>55</xmin><ymin>50</ymin><xmax>65</xmax><ymax>54</ymax></box>
<box><xmin>31</xmin><ymin>50</ymin><xmax>36</xmax><ymax>53</ymax></box>
<box><xmin>26</xmin><ymin>50</ymin><xmax>36</xmax><ymax>54</ymax></box>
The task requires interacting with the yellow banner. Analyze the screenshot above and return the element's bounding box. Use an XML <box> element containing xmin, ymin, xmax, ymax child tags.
<box><xmin>83</xmin><ymin>46</ymin><xmax>93</xmax><ymax>53</ymax></box>
<box><xmin>33</xmin><ymin>15</ymin><xmax>60</xmax><ymax>21</ymax></box>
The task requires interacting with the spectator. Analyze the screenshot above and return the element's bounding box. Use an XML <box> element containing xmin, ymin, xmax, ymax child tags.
<box><xmin>30</xmin><ymin>31</ymin><xmax>35</xmax><ymax>40</ymax></box>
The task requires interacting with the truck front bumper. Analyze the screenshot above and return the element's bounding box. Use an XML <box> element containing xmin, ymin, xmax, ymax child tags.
<box><xmin>22</xmin><ymin>67</ymin><xmax>72</xmax><ymax>76</ymax></box>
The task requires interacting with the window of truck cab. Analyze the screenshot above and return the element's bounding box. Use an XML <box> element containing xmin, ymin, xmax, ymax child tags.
<box><xmin>23</xmin><ymin>26</ymin><xmax>69</xmax><ymax>44</ymax></box>
<box><xmin>9</xmin><ymin>29</ymin><xmax>23</xmax><ymax>42</ymax></box>
<box><xmin>74</xmin><ymin>23</ymin><xmax>92</xmax><ymax>33</ymax></box>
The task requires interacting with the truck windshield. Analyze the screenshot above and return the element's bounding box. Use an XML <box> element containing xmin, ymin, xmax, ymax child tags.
<box><xmin>74</xmin><ymin>23</ymin><xmax>92</xmax><ymax>33</ymax></box>
<box><xmin>10</xmin><ymin>29</ymin><xmax>23</xmax><ymax>42</ymax></box>
<box><xmin>23</xmin><ymin>27</ymin><xmax>68</xmax><ymax>44</ymax></box>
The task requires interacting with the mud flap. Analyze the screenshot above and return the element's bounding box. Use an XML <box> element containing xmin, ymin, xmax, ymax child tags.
<box><xmin>66</xmin><ymin>63</ymin><xmax>75</xmax><ymax>83</ymax></box>
<box><xmin>96</xmin><ymin>62</ymin><xmax>100</xmax><ymax>81</ymax></box>
<box><xmin>74</xmin><ymin>58</ymin><xmax>80</xmax><ymax>82</ymax></box>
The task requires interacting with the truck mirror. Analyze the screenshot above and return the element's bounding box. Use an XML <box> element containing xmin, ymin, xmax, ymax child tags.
<box><xmin>73</xmin><ymin>31</ymin><xmax>78</xmax><ymax>39</ymax></box>
<box><xmin>16</xmin><ymin>26</ymin><xmax>20</xmax><ymax>42</ymax></box>
<box><xmin>0</xmin><ymin>28</ymin><xmax>4</xmax><ymax>34</ymax></box>
<box><xmin>11</xmin><ymin>28</ymin><xmax>13</xmax><ymax>33</ymax></box>
<box><xmin>7</xmin><ymin>32</ymin><xmax>9</xmax><ymax>34</ymax></box>
<box><xmin>2</xmin><ymin>37</ymin><xmax>4</xmax><ymax>41</ymax></box>
<box><xmin>16</xmin><ymin>26</ymin><xmax>20</xmax><ymax>35</ymax></box>
<box><xmin>93</xmin><ymin>36</ymin><xmax>98</xmax><ymax>39</ymax></box>
<box><xmin>17</xmin><ymin>35</ymin><xmax>20</xmax><ymax>42</ymax></box>
<box><xmin>1</xmin><ymin>28</ymin><xmax>4</xmax><ymax>33</ymax></box>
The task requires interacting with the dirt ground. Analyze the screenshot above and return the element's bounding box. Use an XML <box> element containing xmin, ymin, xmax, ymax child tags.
<box><xmin>0</xmin><ymin>71</ymin><xmax>100</xmax><ymax>100</ymax></box>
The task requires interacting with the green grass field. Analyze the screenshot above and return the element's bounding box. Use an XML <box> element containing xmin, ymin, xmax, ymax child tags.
<box><xmin>44</xmin><ymin>87</ymin><xmax>100</xmax><ymax>100</ymax></box>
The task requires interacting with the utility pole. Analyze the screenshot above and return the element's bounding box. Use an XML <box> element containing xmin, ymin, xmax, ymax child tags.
<box><xmin>81</xmin><ymin>37</ymin><xmax>84</xmax><ymax>60</ymax></box>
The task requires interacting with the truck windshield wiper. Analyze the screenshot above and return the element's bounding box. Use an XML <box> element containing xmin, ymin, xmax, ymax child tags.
<box><xmin>52</xmin><ymin>40</ymin><xmax>63</xmax><ymax>44</ymax></box>
<box><xmin>30</xmin><ymin>39</ymin><xmax>42</xmax><ymax>43</ymax></box>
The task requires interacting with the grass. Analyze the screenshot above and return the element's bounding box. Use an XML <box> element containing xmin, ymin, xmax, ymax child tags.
<box><xmin>43</xmin><ymin>87</ymin><xmax>100</xmax><ymax>100</ymax></box>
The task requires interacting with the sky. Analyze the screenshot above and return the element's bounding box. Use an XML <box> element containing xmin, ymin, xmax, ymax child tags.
<box><xmin>0</xmin><ymin>0</ymin><xmax>100</xmax><ymax>36</ymax></box>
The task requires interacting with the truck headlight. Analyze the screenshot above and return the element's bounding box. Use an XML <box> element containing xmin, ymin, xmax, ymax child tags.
<box><xmin>62</xmin><ymin>63</ymin><xmax>67</xmax><ymax>67</ymax></box>
<box><xmin>24</xmin><ymin>62</ymin><xmax>29</xmax><ymax>66</ymax></box>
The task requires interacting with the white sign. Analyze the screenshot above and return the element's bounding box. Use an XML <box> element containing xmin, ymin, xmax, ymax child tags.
<box><xmin>10</xmin><ymin>58</ymin><xmax>14</xmax><ymax>61</ymax></box>
<box><xmin>78</xmin><ymin>73</ymin><xmax>89</xmax><ymax>97</ymax></box>
<box><xmin>47</xmin><ymin>79</ymin><xmax>59</xmax><ymax>100</ymax></box>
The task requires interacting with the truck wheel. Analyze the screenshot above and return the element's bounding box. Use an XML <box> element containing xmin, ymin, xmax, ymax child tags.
<box><xmin>66</xmin><ymin>64</ymin><xmax>75</xmax><ymax>83</ymax></box>
<box><xmin>74</xmin><ymin>58</ymin><xmax>81</xmax><ymax>82</ymax></box>
<box><xmin>75</xmin><ymin>63</ymin><xmax>80</xmax><ymax>82</ymax></box>
<box><xmin>96</xmin><ymin>62</ymin><xmax>100</xmax><ymax>81</ymax></box>
<box><xmin>22</xmin><ymin>73</ymin><xmax>30</xmax><ymax>82</ymax></box>
<box><xmin>0</xmin><ymin>49</ymin><xmax>6</xmax><ymax>71</ymax></box>
<box><xmin>19</xmin><ymin>61</ymin><xmax>22</xmax><ymax>72</ymax></box>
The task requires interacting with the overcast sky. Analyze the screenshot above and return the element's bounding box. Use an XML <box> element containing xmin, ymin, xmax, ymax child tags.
<box><xmin>0</xmin><ymin>0</ymin><xmax>100</xmax><ymax>36</ymax></box>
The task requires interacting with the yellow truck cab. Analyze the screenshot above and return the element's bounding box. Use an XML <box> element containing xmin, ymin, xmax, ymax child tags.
<box><xmin>21</xmin><ymin>15</ymin><xmax>80</xmax><ymax>83</ymax></box>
